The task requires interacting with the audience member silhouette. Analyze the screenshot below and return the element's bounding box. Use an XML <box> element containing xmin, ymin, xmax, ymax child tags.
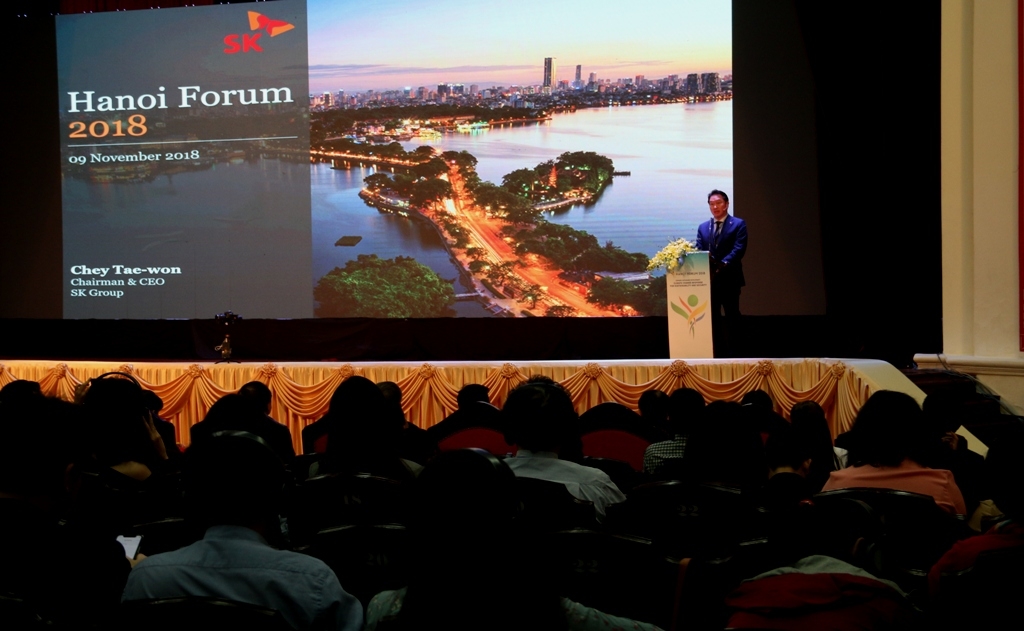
<box><xmin>313</xmin><ymin>376</ymin><xmax>420</xmax><ymax>480</ymax></box>
<box><xmin>426</xmin><ymin>383</ymin><xmax>504</xmax><ymax>444</ymax></box>
<box><xmin>637</xmin><ymin>389</ymin><xmax>671</xmax><ymax>436</ymax></box>
<box><xmin>762</xmin><ymin>424</ymin><xmax>813</xmax><ymax>513</ymax></box>
<box><xmin>822</xmin><ymin>390</ymin><xmax>967</xmax><ymax>515</ymax></box>
<box><xmin>502</xmin><ymin>382</ymin><xmax>624</xmax><ymax>519</ymax></box>
<box><xmin>140</xmin><ymin>389</ymin><xmax>182</xmax><ymax>465</ymax></box>
<box><xmin>726</xmin><ymin>500</ymin><xmax>918</xmax><ymax>629</ymax></box>
<box><xmin>921</xmin><ymin>388</ymin><xmax>986</xmax><ymax>515</ymax></box>
<box><xmin>191</xmin><ymin>384</ymin><xmax>295</xmax><ymax>463</ymax></box>
<box><xmin>0</xmin><ymin>378</ymin><xmax>43</xmax><ymax>406</ymax></box>
<box><xmin>790</xmin><ymin>400</ymin><xmax>845</xmax><ymax>492</ymax></box>
<box><xmin>643</xmin><ymin>387</ymin><xmax>704</xmax><ymax>476</ymax></box>
<box><xmin>377</xmin><ymin>380</ymin><xmax>434</xmax><ymax>465</ymax></box>
<box><xmin>364</xmin><ymin>448</ymin><xmax>659</xmax><ymax>631</ymax></box>
<box><xmin>79</xmin><ymin>374</ymin><xmax>170</xmax><ymax>485</ymax></box>
<box><xmin>740</xmin><ymin>389</ymin><xmax>789</xmax><ymax>443</ymax></box>
<box><xmin>928</xmin><ymin>429</ymin><xmax>1024</xmax><ymax>594</ymax></box>
<box><xmin>0</xmin><ymin>394</ymin><xmax>132</xmax><ymax>627</ymax></box>
<box><xmin>123</xmin><ymin>431</ymin><xmax>362</xmax><ymax>630</ymax></box>
<box><xmin>687</xmin><ymin>400</ymin><xmax>766</xmax><ymax>490</ymax></box>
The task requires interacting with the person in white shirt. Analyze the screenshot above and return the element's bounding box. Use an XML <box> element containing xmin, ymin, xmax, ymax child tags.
<box><xmin>502</xmin><ymin>381</ymin><xmax>625</xmax><ymax>519</ymax></box>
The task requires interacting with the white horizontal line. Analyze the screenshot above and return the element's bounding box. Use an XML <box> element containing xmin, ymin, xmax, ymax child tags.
<box><xmin>68</xmin><ymin>136</ymin><xmax>300</xmax><ymax>148</ymax></box>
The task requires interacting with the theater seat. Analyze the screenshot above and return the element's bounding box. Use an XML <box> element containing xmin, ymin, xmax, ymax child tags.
<box><xmin>813</xmin><ymin>488</ymin><xmax>966</xmax><ymax>593</ymax></box>
<box><xmin>515</xmin><ymin>477</ymin><xmax>597</xmax><ymax>532</ymax></box>
<box><xmin>579</xmin><ymin>402</ymin><xmax>665</xmax><ymax>471</ymax></box>
<box><xmin>437</xmin><ymin>427</ymin><xmax>516</xmax><ymax>457</ymax></box>
<box><xmin>290</xmin><ymin>473</ymin><xmax>410</xmax><ymax>542</ymax></box>
<box><xmin>542</xmin><ymin>529</ymin><xmax>676</xmax><ymax>628</ymax></box>
<box><xmin>119</xmin><ymin>597</ymin><xmax>294</xmax><ymax>631</ymax></box>
<box><xmin>298</xmin><ymin>524</ymin><xmax>409</xmax><ymax>610</ymax></box>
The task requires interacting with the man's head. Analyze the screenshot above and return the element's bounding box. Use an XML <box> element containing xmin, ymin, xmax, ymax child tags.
<box><xmin>238</xmin><ymin>381</ymin><xmax>272</xmax><ymax>415</ymax></box>
<box><xmin>708</xmin><ymin>189</ymin><xmax>730</xmax><ymax>221</ymax></box>
<box><xmin>503</xmin><ymin>381</ymin><xmax>578</xmax><ymax>453</ymax></box>
<box><xmin>185</xmin><ymin>431</ymin><xmax>286</xmax><ymax>529</ymax></box>
<box><xmin>457</xmin><ymin>383</ymin><xmax>490</xmax><ymax>409</ymax></box>
<box><xmin>667</xmin><ymin>387</ymin><xmax>705</xmax><ymax>435</ymax></box>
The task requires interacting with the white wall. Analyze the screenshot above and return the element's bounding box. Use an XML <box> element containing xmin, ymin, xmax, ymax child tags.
<box><xmin>922</xmin><ymin>0</ymin><xmax>1023</xmax><ymax>413</ymax></box>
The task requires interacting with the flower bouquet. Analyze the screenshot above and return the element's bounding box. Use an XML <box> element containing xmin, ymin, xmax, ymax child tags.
<box><xmin>646</xmin><ymin>238</ymin><xmax>698</xmax><ymax>273</ymax></box>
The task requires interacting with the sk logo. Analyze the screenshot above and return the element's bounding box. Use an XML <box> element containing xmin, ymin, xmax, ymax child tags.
<box><xmin>224</xmin><ymin>11</ymin><xmax>295</xmax><ymax>54</ymax></box>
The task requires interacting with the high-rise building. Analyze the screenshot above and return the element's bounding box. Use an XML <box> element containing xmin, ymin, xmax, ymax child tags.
<box><xmin>323</xmin><ymin>92</ymin><xmax>333</xmax><ymax>107</ymax></box>
<box><xmin>543</xmin><ymin>57</ymin><xmax>556</xmax><ymax>88</ymax></box>
<box><xmin>437</xmin><ymin>84</ymin><xmax>451</xmax><ymax>96</ymax></box>
<box><xmin>635</xmin><ymin>74</ymin><xmax>645</xmax><ymax>88</ymax></box>
<box><xmin>575</xmin><ymin>65</ymin><xmax>582</xmax><ymax>81</ymax></box>
<box><xmin>469</xmin><ymin>84</ymin><xmax>479</xmax><ymax>95</ymax></box>
<box><xmin>700</xmin><ymin>72</ymin><xmax>721</xmax><ymax>94</ymax></box>
<box><xmin>403</xmin><ymin>87</ymin><xmax>412</xmax><ymax>98</ymax></box>
<box><xmin>686</xmin><ymin>73</ymin><xmax>702</xmax><ymax>95</ymax></box>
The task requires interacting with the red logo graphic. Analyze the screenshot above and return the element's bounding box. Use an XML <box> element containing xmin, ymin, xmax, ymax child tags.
<box><xmin>224</xmin><ymin>11</ymin><xmax>295</xmax><ymax>54</ymax></box>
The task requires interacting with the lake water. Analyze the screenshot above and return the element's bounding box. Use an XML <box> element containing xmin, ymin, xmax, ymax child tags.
<box><xmin>311</xmin><ymin>101</ymin><xmax>733</xmax><ymax>317</ymax></box>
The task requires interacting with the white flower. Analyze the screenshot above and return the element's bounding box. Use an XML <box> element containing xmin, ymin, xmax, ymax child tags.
<box><xmin>647</xmin><ymin>238</ymin><xmax>698</xmax><ymax>272</ymax></box>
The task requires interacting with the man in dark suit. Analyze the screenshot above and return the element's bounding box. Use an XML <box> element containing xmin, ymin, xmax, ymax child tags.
<box><xmin>695</xmin><ymin>189</ymin><xmax>747</xmax><ymax>319</ymax></box>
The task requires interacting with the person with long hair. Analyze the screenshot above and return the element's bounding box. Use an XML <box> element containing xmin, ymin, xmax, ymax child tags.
<box><xmin>822</xmin><ymin>391</ymin><xmax>966</xmax><ymax>515</ymax></box>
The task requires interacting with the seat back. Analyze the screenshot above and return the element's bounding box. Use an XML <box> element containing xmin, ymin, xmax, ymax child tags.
<box><xmin>119</xmin><ymin>597</ymin><xmax>294</xmax><ymax>631</ymax></box>
<box><xmin>543</xmin><ymin>529</ymin><xmax>675</xmax><ymax>628</ymax></box>
<box><xmin>813</xmin><ymin>488</ymin><xmax>965</xmax><ymax>586</ymax></box>
<box><xmin>437</xmin><ymin>427</ymin><xmax>516</xmax><ymax>457</ymax></box>
<box><xmin>515</xmin><ymin>477</ymin><xmax>596</xmax><ymax>531</ymax></box>
<box><xmin>299</xmin><ymin>524</ymin><xmax>410</xmax><ymax>610</ymax></box>
<box><xmin>291</xmin><ymin>473</ymin><xmax>410</xmax><ymax>541</ymax></box>
<box><xmin>933</xmin><ymin>544</ymin><xmax>1024</xmax><ymax>626</ymax></box>
<box><xmin>580</xmin><ymin>430</ymin><xmax>652</xmax><ymax>471</ymax></box>
<box><xmin>613</xmin><ymin>481</ymin><xmax>759</xmax><ymax>557</ymax></box>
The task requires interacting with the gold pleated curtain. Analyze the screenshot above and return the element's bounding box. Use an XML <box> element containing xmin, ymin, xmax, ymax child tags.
<box><xmin>0</xmin><ymin>359</ymin><xmax>875</xmax><ymax>454</ymax></box>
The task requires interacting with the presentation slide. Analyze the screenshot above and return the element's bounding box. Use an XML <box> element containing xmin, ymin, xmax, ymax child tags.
<box><xmin>57</xmin><ymin>0</ymin><xmax>731</xmax><ymax>319</ymax></box>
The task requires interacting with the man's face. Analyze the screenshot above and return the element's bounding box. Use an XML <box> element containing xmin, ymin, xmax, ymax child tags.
<box><xmin>708</xmin><ymin>194</ymin><xmax>729</xmax><ymax>221</ymax></box>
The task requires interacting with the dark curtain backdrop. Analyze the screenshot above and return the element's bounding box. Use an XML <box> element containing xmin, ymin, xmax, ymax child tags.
<box><xmin>2</xmin><ymin>0</ymin><xmax>941</xmax><ymax>366</ymax></box>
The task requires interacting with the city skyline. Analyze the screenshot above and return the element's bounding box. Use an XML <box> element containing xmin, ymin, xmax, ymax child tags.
<box><xmin>310</xmin><ymin>67</ymin><xmax>732</xmax><ymax>100</ymax></box>
<box><xmin>307</xmin><ymin>0</ymin><xmax>731</xmax><ymax>93</ymax></box>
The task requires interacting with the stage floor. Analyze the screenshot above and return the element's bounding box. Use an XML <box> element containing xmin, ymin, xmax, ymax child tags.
<box><xmin>1</xmin><ymin>358</ymin><xmax>921</xmax><ymax>453</ymax></box>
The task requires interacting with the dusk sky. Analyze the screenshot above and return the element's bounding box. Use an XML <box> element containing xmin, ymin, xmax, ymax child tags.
<box><xmin>307</xmin><ymin>0</ymin><xmax>731</xmax><ymax>94</ymax></box>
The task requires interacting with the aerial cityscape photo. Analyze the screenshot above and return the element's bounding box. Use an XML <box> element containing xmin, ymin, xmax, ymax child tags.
<box><xmin>307</xmin><ymin>0</ymin><xmax>732</xmax><ymax>318</ymax></box>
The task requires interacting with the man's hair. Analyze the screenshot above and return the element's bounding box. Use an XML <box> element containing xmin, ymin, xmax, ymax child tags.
<box><xmin>238</xmin><ymin>381</ymin><xmax>272</xmax><ymax>411</ymax></box>
<box><xmin>741</xmin><ymin>389</ymin><xmax>774</xmax><ymax>412</ymax></box>
<box><xmin>377</xmin><ymin>381</ymin><xmax>403</xmax><ymax>405</ymax></box>
<box><xmin>708</xmin><ymin>189</ymin><xmax>729</xmax><ymax>204</ymax></box>
<box><xmin>185</xmin><ymin>431</ymin><xmax>285</xmax><ymax>527</ymax></box>
<box><xmin>457</xmin><ymin>384</ymin><xmax>490</xmax><ymax>409</ymax></box>
<box><xmin>502</xmin><ymin>382</ymin><xmax>578</xmax><ymax>452</ymax></box>
<box><xmin>637</xmin><ymin>389</ymin><xmax>669</xmax><ymax>421</ymax></box>
<box><xmin>667</xmin><ymin>388</ymin><xmax>705</xmax><ymax>434</ymax></box>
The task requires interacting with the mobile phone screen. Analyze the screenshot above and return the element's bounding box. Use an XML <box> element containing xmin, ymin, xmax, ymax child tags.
<box><xmin>117</xmin><ymin>535</ymin><xmax>143</xmax><ymax>559</ymax></box>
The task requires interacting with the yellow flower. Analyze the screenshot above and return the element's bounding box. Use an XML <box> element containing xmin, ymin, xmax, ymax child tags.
<box><xmin>647</xmin><ymin>238</ymin><xmax>698</xmax><ymax>272</ymax></box>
